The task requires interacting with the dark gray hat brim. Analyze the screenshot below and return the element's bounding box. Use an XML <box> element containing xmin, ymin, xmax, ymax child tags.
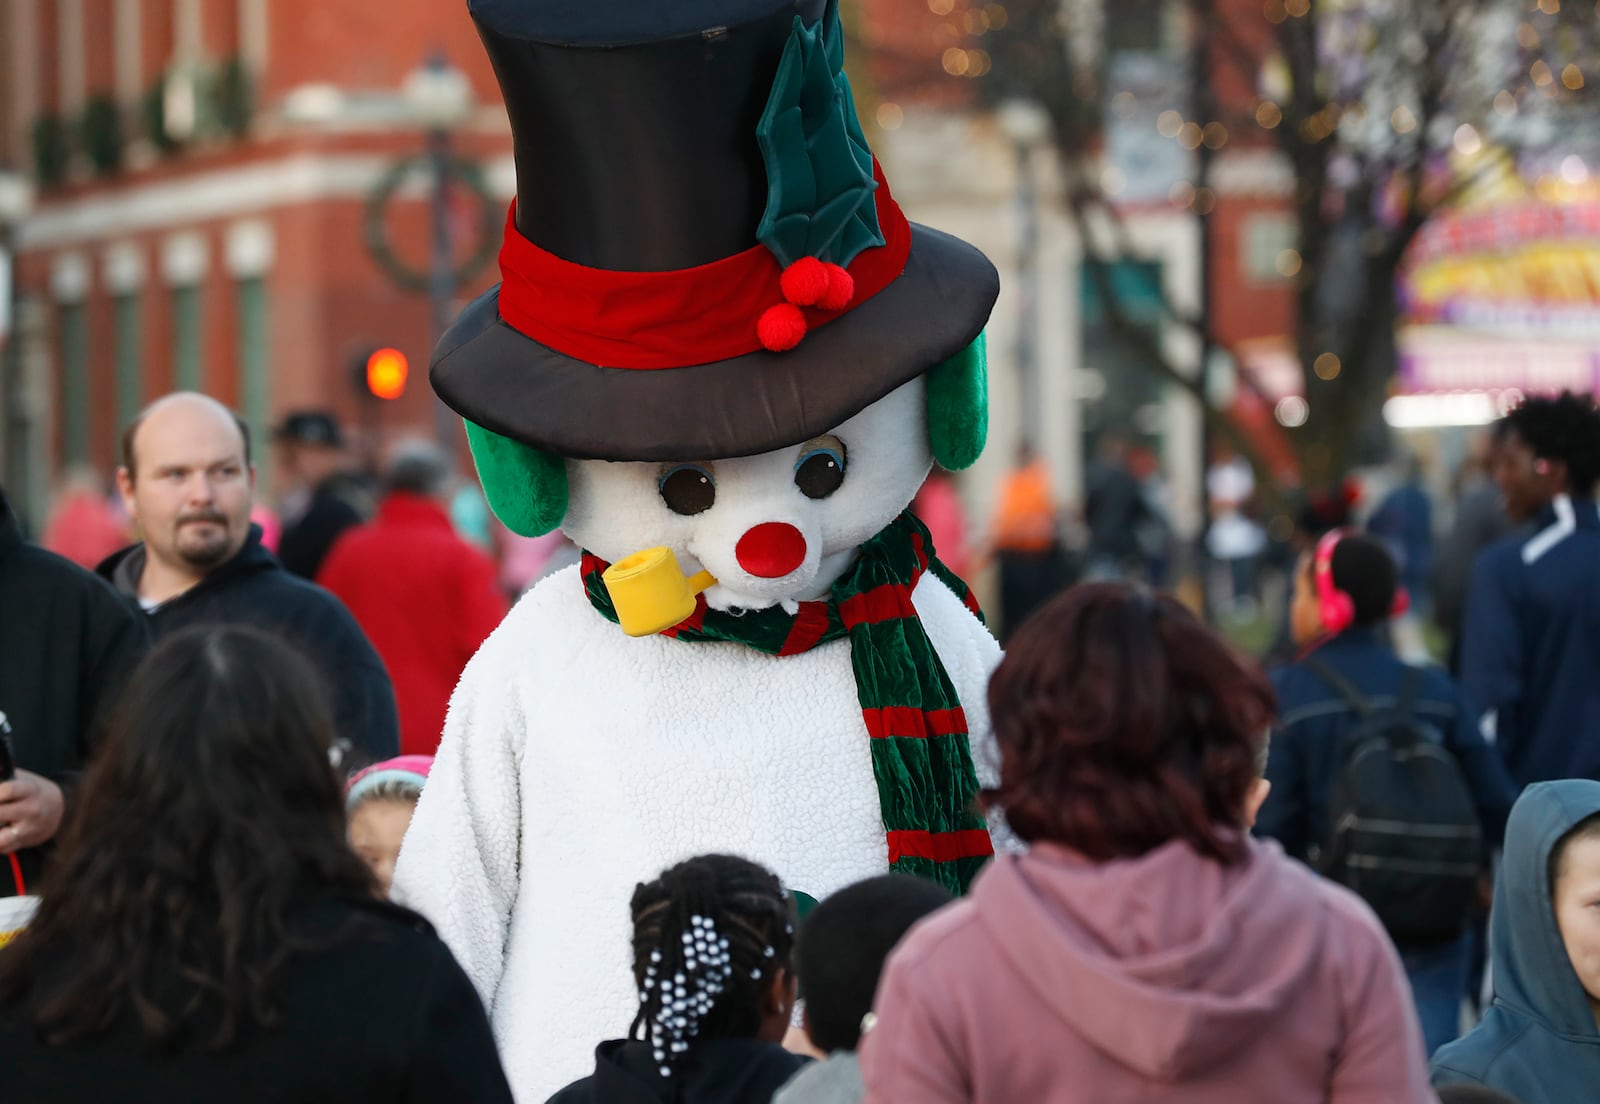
<box><xmin>429</xmin><ymin>223</ymin><xmax>999</xmax><ymax>462</ymax></box>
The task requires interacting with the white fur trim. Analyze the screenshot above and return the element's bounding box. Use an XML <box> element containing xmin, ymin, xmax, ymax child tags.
<box><xmin>392</xmin><ymin>565</ymin><xmax>1003</xmax><ymax>1102</ymax></box>
<box><xmin>561</xmin><ymin>380</ymin><xmax>931</xmax><ymax>611</ymax></box>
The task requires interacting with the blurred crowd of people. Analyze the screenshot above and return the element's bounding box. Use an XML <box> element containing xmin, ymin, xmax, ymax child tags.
<box><xmin>0</xmin><ymin>388</ymin><xmax>1598</xmax><ymax>1103</ymax></box>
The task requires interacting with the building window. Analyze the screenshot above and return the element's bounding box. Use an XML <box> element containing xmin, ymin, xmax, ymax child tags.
<box><xmin>171</xmin><ymin>283</ymin><xmax>202</xmax><ymax>392</ymax></box>
<box><xmin>114</xmin><ymin>0</ymin><xmax>143</xmax><ymax>105</ymax></box>
<box><xmin>1241</xmin><ymin>214</ymin><xmax>1300</xmax><ymax>286</ymax></box>
<box><xmin>59</xmin><ymin>0</ymin><xmax>87</xmax><ymax>116</ymax></box>
<box><xmin>58</xmin><ymin>302</ymin><xmax>89</xmax><ymax>464</ymax></box>
<box><xmin>236</xmin><ymin>276</ymin><xmax>269</xmax><ymax>485</ymax></box>
<box><xmin>114</xmin><ymin>292</ymin><xmax>143</xmax><ymax>431</ymax></box>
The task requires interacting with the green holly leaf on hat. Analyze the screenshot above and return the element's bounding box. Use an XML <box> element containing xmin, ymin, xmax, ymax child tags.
<box><xmin>756</xmin><ymin>0</ymin><xmax>885</xmax><ymax>271</ymax></box>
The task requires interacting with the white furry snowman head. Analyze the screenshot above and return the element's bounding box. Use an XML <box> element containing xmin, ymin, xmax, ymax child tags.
<box><xmin>456</xmin><ymin>332</ymin><xmax>990</xmax><ymax>609</ymax></box>
<box><xmin>563</xmin><ymin>379</ymin><xmax>928</xmax><ymax>611</ymax></box>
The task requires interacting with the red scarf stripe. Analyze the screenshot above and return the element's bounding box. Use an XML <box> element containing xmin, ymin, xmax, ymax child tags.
<box><xmin>778</xmin><ymin>602</ymin><xmax>836</xmax><ymax>656</ymax></box>
<box><xmin>863</xmin><ymin>706</ymin><xmax>968</xmax><ymax>740</ymax></box>
<box><xmin>959</xmin><ymin>588</ymin><xmax>982</xmax><ymax>619</ymax></box>
<box><xmin>908</xmin><ymin>529</ymin><xmax>931</xmax><ymax>572</ymax></box>
<box><xmin>887</xmin><ymin>828</ymin><xmax>995</xmax><ymax>865</ymax></box>
<box><xmin>838</xmin><ymin>582</ymin><xmax>917</xmax><ymax>626</ymax></box>
<box><xmin>495</xmin><ymin>161</ymin><xmax>911</xmax><ymax>370</ymax></box>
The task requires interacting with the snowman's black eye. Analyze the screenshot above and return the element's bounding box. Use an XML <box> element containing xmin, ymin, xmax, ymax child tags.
<box><xmin>794</xmin><ymin>438</ymin><xmax>847</xmax><ymax>500</ymax></box>
<box><xmin>658</xmin><ymin>464</ymin><xmax>716</xmax><ymax>515</ymax></box>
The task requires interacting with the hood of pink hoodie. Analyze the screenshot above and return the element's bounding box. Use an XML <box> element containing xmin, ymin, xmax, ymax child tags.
<box><xmin>975</xmin><ymin>836</ymin><xmax>1326</xmax><ymax>1083</ymax></box>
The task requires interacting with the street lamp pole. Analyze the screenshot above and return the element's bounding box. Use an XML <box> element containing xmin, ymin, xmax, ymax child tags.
<box><xmin>403</xmin><ymin>52</ymin><xmax>475</xmax><ymax>451</ymax></box>
<box><xmin>425</xmin><ymin>121</ymin><xmax>457</xmax><ymax>450</ymax></box>
<box><xmin>1014</xmin><ymin>140</ymin><xmax>1040</xmax><ymax>453</ymax></box>
<box><xmin>996</xmin><ymin>100</ymin><xmax>1052</xmax><ymax>457</ymax></box>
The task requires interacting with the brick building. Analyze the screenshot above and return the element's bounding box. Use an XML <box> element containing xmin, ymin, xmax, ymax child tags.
<box><xmin>0</xmin><ymin>0</ymin><xmax>1302</xmax><ymax>536</ymax></box>
<box><xmin>1</xmin><ymin>0</ymin><xmax>515</xmax><ymax>528</ymax></box>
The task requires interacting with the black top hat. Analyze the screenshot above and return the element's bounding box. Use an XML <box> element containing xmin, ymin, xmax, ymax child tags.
<box><xmin>432</xmin><ymin>0</ymin><xmax>999</xmax><ymax>462</ymax></box>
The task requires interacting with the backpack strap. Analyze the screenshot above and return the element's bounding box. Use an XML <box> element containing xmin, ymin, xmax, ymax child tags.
<box><xmin>1304</xmin><ymin>657</ymin><xmax>1374</xmax><ymax>719</ymax></box>
<box><xmin>1395</xmin><ymin>665</ymin><xmax>1423</xmax><ymax>723</ymax></box>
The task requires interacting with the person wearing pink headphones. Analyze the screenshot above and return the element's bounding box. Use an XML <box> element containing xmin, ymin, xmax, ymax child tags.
<box><xmin>1256</xmin><ymin>529</ymin><xmax>1516</xmax><ymax>1058</ymax></box>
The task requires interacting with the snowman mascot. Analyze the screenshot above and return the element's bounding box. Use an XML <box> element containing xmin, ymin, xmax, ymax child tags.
<box><xmin>394</xmin><ymin>1</ymin><xmax>1004</xmax><ymax>1097</ymax></box>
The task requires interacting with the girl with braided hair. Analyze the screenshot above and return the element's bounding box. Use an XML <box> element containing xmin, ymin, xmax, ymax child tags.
<box><xmin>546</xmin><ymin>854</ymin><xmax>808</xmax><ymax>1103</ymax></box>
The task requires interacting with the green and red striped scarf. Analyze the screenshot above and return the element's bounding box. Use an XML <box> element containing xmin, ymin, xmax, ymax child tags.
<box><xmin>580</xmin><ymin>511</ymin><xmax>994</xmax><ymax>894</ymax></box>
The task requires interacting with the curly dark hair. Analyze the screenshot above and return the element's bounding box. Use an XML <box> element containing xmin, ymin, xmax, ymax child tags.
<box><xmin>1503</xmin><ymin>390</ymin><xmax>1600</xmax><ymax>495</ymax></box>
<box><xmin>984</xmin><ymin>582</ymin><xmax>1276</xmax><ymax>863</ymax></box>
<box><xmin>627</xmin><ymin>854</ymin><xmax>795</xmax><ymax>1074</ymax></box>
<box><xmin>0</xmin><ymin>625</ymin><xmax>375</xmax><ymax>1048</ymax></box>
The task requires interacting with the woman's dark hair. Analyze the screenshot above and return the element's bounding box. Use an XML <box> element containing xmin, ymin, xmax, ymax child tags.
<box><xmin>985</xmin><ymin>582</ymin><xmax>1275</xmax><ymax>864</ymax></box>
<box><xmin>0</xmin><ymin>625</ymin><xmax>375</xmax><ymax>1048</ymax></box>
<box><xmin>627</xmin><ymin>854</ymin><xmax>795</xmax><ymax>1074</ymax></box>
<box><xmin>1503</xmin><ymin>390</ymin><xmax>1600</xmax><ymax>495</ymax></box>
<box><xmin>796</xmin><ymin>873</ymin><xmax>952</xmax><ymax>1053</ymax></box>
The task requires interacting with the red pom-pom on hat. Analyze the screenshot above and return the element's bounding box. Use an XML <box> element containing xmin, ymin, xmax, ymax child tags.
<box><xmin>779</xmin><ymin>257</ymin><xmax>830</xmax><ymax>307</ymax></box>
<box><xmin>757</xmin><ymin>303</ymin><xmax>808</xmax><ymax>352</ymax></box>
<box><xmin>817</xmin><ymin>263</ymin><xmax>854</xmax><ymax>311</ymax></box>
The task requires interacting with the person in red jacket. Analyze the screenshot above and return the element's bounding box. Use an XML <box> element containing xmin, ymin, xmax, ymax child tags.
<box><xmin>318</xmin><ymin>440</ymin><xmax>508</xmax><ymax>755</ymax></box>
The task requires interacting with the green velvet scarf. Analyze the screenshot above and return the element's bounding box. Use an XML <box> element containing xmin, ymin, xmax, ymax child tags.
<box><xmin>581</xmin><ymin>511</ymin><xmax>994</xmax><ymax>894</ymax></box>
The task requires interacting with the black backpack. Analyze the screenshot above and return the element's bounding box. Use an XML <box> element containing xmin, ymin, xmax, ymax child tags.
<box><xmin>1306</xmin><ymin>659</ymin><xmax>1483</xmax><ymax>947</ymax></box>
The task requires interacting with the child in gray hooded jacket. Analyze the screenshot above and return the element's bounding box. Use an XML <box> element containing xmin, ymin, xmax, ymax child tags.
<box><xmin>1432</xmin><ymin>780</ymin><xmax>1600</xmax><ymax>1101</ymax></box>
<box><xmin>774</xmin><ymin>875</ymin><xmax>953</xmax><ymax>1104</ymax></box>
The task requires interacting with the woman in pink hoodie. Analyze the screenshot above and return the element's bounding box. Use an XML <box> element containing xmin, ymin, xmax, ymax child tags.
<box><xmin>860</xmin><ymin>582</ymin><xmax>1436</xmax><ymax>1104</ymax></box>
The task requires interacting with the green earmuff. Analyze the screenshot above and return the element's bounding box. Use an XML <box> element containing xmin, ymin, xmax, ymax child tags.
<box><xmin>464</xmin><ymin>419</ymin><xmax>568</xmax><ymax>538</ymax></box>
<box><xmin>926</xmin><ymin>330</ymin><xmax>988</xmax><ymax>471</ymax></box>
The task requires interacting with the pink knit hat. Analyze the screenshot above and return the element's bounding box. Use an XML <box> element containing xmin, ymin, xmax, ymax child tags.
<box><xmin>345</xmin><ymin>754</ymin><xmax>433</xmax><ymax>810</ymax></box>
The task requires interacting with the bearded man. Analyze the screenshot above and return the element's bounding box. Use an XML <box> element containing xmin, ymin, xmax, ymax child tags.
<box><xmin>99</xmin><ymin>393</ymin><xmax>397</xmax><ymax>767</ymax></box>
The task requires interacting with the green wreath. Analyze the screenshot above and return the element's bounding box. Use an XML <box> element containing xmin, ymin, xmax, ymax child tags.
<box><xmin>363</xmin><ymin>155</ymin><xmax>500</xmax><ymax>293</ymax></box>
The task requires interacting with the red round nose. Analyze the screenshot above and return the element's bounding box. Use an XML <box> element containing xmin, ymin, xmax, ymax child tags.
<box><xmin>735</xmin><ymin>522</ymin><xmax>808</xmax><ymax>578</ymax></box>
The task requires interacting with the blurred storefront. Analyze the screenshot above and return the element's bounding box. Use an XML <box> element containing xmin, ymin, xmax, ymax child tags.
<box><xmin>1389</xmin><ymin>152</ymin><xmax>1600</xmax><ymax>436</ymax></box>
<box><xmin>0</xmin><ymin>1</ymin><xmax>513</xmax><ymax>529</ymax></box>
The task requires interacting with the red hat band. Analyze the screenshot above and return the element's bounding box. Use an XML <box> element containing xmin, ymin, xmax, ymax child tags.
<box><xmin>495</xmin><ymin>160</ymin><xmax>911</xmax><ymax>371</ymax></box>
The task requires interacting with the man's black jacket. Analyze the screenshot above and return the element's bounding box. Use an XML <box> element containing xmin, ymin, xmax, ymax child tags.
<box><xmin>97</xmin><ymin>525</ymin><xmax>399</xmax><ymax>767</ymax></box>
<box><xmin>0</xmin><ymin>487</ymin><xmax>149</xmax><ymax>895</ymax></box>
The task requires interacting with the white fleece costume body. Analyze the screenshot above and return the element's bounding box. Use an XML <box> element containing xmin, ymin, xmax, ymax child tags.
<box><xmin>393</xmin><ymin>382</ymin><xmax>1004</xmax><ymax>1101</ymax></box>
<box><xmin>396</xmin><ymin>567</ymin><xmax>999</xmax><ymax>1100</ymax></box>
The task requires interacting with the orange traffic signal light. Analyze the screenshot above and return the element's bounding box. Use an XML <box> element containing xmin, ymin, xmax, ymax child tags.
<box><xmin>365</xmin><ymin>347</ymin><xmax>408</xmax><ymax>400</ymax></box>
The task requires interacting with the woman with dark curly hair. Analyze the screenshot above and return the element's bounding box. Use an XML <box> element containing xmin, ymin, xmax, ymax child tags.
<box><xmin>0</xmin><ymin>625</ymin><xmax>513</xmax><ymax>1103</ymax></box>
<box><xmin>860</xmin><ymin>582</ymin><xmax>1434</xmax><ymax>1103</ymax></box>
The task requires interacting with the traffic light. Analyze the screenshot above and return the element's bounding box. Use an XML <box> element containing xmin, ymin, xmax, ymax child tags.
<box><xmin>363</xmin><ymin>347</ymin><xmax>408</xmax><ymax>401</ymax></box>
